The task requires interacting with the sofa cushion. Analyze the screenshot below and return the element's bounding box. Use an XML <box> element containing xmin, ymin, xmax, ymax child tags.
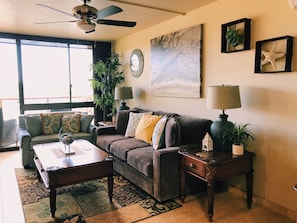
<box><xmin>175</xmin><ymin>116</ymin><xmax>212</xmax><ymax>145</ymax></box>
<box><xmin>40</xmin><ymin>113</ymin><xmax>62</xmax><ymax>135</ymax></box>
<box><xmin>62</xmin><ymin>113</ymin><xmax>81</xmax><ymax>133</ymax></box>
<box><xmin>152</xmin><ymin>116</ymin><xmax>168</xmax><ymax>150</ymax></box>
<box><xmin>165</xmin><ymin>117</ymin><xmax>181</xmax><ymax>147</ymax></box>
<box><xmin>25</xmin><ymin>115</ymin><xmax>42</xmax><ymax>137</ymax></box>
<box><xmin>127</xmin><ymin>146</ymin><xmax>154</xmax><ymax>177</ymax></box>
<box><xmin>109</xmin><ymin>138</ymin><xmax>150</xmax><ymax>161</ymax></box>
<box><xmin>96</xmin><ymin>134</ymin><xmax>127</xmax><ymax>152</ymax></box>
<box><xmin>31</xmin><ymin>132</ymin><xmax>91</xmax><ymax>146</ymax></box>
<box><xmin>116</xmin><ymin>110</ymin><xmax>131</xmax><ymax>135</ymax></box>
<box><xmin>125</xmin><ymin>112</ymin><xmax>152</xmax><ymax>137</ymax></box>
<box><xmin>135</xmin><ymin>114</ymin><xmax>162</xmax><ymax>144</ymax></box>
<box><xmin>80</xmin><ymin>114</ymin><xmax>94</xmax><ymax>133</ymax></box>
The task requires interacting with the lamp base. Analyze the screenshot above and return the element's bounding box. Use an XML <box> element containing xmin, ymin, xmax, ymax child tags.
<box><xmin>210</xmin><ymin>114</ymin><xmax>234</xmax><ymax>150</ymax></box>
<box><xmin>118</xmin><ymin>101</ymin><xmax>130</xmax><ymax>111</ymax></box>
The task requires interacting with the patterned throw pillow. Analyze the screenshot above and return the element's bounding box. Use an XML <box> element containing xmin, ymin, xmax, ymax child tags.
<box><xmin>40</xmin><ymin>113</ymin><xmax>62</xmax><ymax>135</ymax></box>
<box><xmin>125</xmin><ymin>112</ymin><xmax>152</xmax><ymax>137</ymax></box>
<box><xmin>62</xmin><ymin>113</ymin><xmax>82</xmax><ymax>133</ymax></box>
<box><xmin>135</xmin><ymin>114</ymin><xmax>162</xmax><ymax>144</ymax></box>
<box><xmin>152</xmin><ymin>116</ymin><xmax>168</xmax><ymax>149</ymax></box>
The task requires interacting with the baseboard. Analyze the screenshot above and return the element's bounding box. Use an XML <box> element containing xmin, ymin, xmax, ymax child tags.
<box><xmin>228</xmin><ymin>185</ymin><xmax>296</xmax><ymax>222</ymax></box>
<box><xmin>0</xmin><ymin>146</ymin><xmax>19</xmax><ymax>152</ymax></box>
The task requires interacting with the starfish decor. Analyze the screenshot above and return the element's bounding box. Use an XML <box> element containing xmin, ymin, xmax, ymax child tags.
<box><xmin>261</xmin><ymin>43</ymin><xmax>285</xmax><ymax>70</ymax></box>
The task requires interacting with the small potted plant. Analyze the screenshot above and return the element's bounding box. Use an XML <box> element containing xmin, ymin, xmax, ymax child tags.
<box><xmin>223</xmin><ymin>123</ymin><xmax>255</xmax><ymax>155</ymax></box>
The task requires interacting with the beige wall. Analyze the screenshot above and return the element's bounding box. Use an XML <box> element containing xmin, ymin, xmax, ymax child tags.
<box><xmin>114</xmin><ymin>0</ymin><xmax>297</xmax><ymax>213</ymax></box>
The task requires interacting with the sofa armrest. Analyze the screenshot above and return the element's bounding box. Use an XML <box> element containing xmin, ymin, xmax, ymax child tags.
<box><xmin>18</xmin><ymin>128</ymin><xmax>32</xmax><ymax>167</ymax></box>
<box><xmin>18</xmin><ymin>128</ymin><xmax>31</xmax><ymax>147</ymax></box>
<box><xmin>87</xmin><ymin>124</ymin><xmax>97</xmax><ymax>144</ymax></box>
<box><xmin>153</xmin><ymin>146</ymin><xmax>181</xmax><ymax>202</ymax></box>
<box><xmin>96</xmin><ymin>126</ymin><xmax>118</xmax><ymax>136</ymax></box>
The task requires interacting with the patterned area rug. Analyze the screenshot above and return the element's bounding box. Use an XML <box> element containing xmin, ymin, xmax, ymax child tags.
<box><xmin>15</xmin><ymin>168</ymin><xmax>181</xmax><ymax>223</ymax></box>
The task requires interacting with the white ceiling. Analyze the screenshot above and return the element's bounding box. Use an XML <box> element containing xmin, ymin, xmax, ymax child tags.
<box><xmin>0</xmin><ymin>0</ymin><xmax>217</xmax><ymax>41</ymax></box>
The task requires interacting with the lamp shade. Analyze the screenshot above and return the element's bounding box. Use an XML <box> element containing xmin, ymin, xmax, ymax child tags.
<box><xmin>206</xmin><ymin>85</ymin><xmax>241</xmax><ymax>110</ymax></box>
<box><xmin>114</xmin><ymin>87</ymin><xmax>133</xmax><ymax>100</ymax></box>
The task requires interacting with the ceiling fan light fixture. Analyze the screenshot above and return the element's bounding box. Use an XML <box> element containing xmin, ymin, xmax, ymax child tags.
<box><xmin>77</xmin><ymin>20</ymin><xmax>96</xmax><ymax>31</ymax></box>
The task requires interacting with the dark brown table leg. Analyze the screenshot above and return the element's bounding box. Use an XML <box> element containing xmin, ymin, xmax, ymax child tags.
<box><xmin>49</xmin><ymin>188</ymin><xmax>57</xmax><ymax>218</ymax></box>
<box><xmin>246</xmin><ymin>171</ymin><xmax>253</xmax><ymax>209</ymax></box>
<box><xmin>207</xmin><ymin>181</ymin><xmax>215</xmax><ymax>222</ymax></box>
<box><xmin>180</xmin><ymin>169</ymin><xmax>186</xmax><ymax>203</ymax></box>
<box><xmin>108</xmin><ymin>175</ymin><xmax>113</xmax><ymax>202</ymax></box>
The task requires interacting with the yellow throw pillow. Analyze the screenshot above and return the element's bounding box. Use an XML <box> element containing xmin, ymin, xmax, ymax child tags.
<box><xmin>135</xmin><ymin>114</ymin><xmax>162</xmax><ymax>144</ymax></box>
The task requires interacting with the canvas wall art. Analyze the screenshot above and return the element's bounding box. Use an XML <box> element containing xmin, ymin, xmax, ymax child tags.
<box><xmin>150</xmin><ymin>24</ymin><xmax>202</xmax><ymax>98</ymax></box>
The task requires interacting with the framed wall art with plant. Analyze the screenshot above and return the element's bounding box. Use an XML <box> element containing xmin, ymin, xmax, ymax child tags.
<box><xmin>221</xmin><ymin>18</ymin><xmax>251</xmax><ymax>53</ymax></box>
<box><xmin>254</xmin><ymin>35</ymin><xmax>293</xmax><ymax>73</ymax></box>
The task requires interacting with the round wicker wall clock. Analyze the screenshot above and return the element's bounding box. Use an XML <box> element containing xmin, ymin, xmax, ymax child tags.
<box><xmin>130</xmin><ymin>49</ymin><xmax>144</xmax><ymax>78</ymax></box>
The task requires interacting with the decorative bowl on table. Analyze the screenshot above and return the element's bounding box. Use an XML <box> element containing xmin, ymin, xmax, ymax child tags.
<box><xmin>58</xmin><ymin>127</ymin><xmax>75</xmax><ymax>155</ymax></box>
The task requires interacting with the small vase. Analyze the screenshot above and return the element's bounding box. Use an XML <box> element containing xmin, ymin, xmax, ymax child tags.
<box><xmin>232</xmin><ymin>144</ymin><xmax>244</xmax><ymax>155</ymax></box>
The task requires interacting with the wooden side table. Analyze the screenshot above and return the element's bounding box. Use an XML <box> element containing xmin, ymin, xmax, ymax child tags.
<box><xmin>179</xmin><ymin>145</ymin><xmax>255</xmax><ymax>222</ymax></box>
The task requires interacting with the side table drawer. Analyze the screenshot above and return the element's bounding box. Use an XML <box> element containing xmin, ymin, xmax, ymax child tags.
<box><xmin>181</xmin><ymin>156</ymin><xmax>205</xmax><ymax>177</ymax></box>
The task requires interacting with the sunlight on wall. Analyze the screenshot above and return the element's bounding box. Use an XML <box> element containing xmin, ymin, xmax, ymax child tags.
<box><xmin>114</xmin><ymin>0</ymin><xmax>297</xmax><ymax>215</ymax></box>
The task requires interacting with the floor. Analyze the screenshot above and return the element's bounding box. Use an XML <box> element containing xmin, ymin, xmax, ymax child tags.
<box><xmin>0</xmin><ymin>150</ymin><xmax>295</xmax><ymax>223</ymax></box>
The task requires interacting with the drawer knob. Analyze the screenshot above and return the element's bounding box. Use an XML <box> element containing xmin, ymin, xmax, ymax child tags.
<box><xmin>189</xmin><ymin>163</ymin><xmax>194</xmax><ymax>168</ymax></box>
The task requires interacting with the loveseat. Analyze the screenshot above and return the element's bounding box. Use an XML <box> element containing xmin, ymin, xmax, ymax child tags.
<box><xmin>96</xmin><ymin>108</ymin><xmax>212</xmax><ymax>202</ymax></box>
<box><xmin>18</xmin><ymin>111</ymin><xmax>96</xmax><ymax>168</ymax></box>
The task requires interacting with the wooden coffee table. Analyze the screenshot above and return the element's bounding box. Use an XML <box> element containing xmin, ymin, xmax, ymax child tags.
<box><xmin>33</xmin><ymin>139</ymin><xmax>113</xmax><ymax>218</ymax></box>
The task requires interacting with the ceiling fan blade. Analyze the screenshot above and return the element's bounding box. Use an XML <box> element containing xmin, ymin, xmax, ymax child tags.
<box><xmin>35</xmin><ymin>20</ymin><xmax>78</xmax><ymax>24</ymax></box>
<box><xmin>96</xmin><ymin>5</ymin><xmax>123</xmax><ymax>19</ymax></box>
<box><xmin>85</xmin><ymin>29</ymin><xmax>96</xmax><ymax>34</ymax></box>
<box><xmin>97</xmin><ymin>19</ymin><xmax>136</xmax><ymax>27</ymax></box>
<box><xmin>36</xmin><ymin>4</ymin><xmax>74</xmax><ymax>18</ymax></box>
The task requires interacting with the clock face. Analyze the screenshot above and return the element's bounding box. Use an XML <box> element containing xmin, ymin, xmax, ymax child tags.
<box><xmin>130</xmin><ymin>49</ymin><xmax>144</xmax><ymax>78</ymax></box>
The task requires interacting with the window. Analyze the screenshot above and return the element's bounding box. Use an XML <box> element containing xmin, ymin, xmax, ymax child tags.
<box><xmin>21</xmin><ymin>40</ymin><xmax>93</xmax><ymax>112</ymax></box>
<box><xmin>0</xmin><ymin>38</ymin><xmax>19</xmax><ymax>119</ymax></box>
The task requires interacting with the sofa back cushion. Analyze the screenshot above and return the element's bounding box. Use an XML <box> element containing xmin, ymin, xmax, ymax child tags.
<box><xmin>115</xmin><ymin>110</ymin><xmax>132</xmax><ymax>135</ymax></box>
<box><xmin>25</xmin><ymin>115</ymin><xmax>43</xmax><ymax>137</ymax></box>
<box><xmin>165</xmin><ymin>117</ymin><xmax>181</xmax><ymax>147</ymax></box>
<box><xmin>80</xmin><ymin>114</ymin><xmax>94</xmax><ymax>132</ymax></box>
<box><xmin>176</xmin><ymin>116</ymin><xmax>212</xmax><ymax>145</ymax></box>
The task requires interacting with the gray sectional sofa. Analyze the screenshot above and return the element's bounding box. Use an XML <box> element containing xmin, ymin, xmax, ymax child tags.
<box><xmin>18</xmin><ymin>111</ymin><xmax>96</xmax><ymax>168</ymax></box>
<box><xmin>96</xmin><ymin>108</ymin><xmax>212</xmax><ymax>202</ymax></box>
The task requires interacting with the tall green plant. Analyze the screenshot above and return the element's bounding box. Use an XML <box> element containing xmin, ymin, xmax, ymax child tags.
<box><xmin>90</xmin><ymin>51</ymin><xmax>125</xmax><ymax>119</ymax></box>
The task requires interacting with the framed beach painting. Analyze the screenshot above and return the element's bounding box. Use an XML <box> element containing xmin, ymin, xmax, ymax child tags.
<box><xmin>150</xmin><ymin>24</ymin><xmax>202</xmax><ymax>98</ymax></box>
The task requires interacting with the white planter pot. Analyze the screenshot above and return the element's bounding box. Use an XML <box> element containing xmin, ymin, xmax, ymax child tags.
<box><xmin>232</xmin><ymin>144</ymin><xmax>244</xmax><ymax>155</ymax></box>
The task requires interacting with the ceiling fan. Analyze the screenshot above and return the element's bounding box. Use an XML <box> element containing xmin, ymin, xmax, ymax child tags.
<box><xmin>36</xmin><ymin>0</ymin><xmax>136</xmax><ymax>34</ymax></box>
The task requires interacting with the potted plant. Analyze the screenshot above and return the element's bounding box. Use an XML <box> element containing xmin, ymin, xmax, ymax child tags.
<box><xmin>223</xmin><ymin>123</ymin><xmax>255</xmax><ymax>155</ymax></box>
<box><xmin>90</xmin><ymin>51</ymin><xmax>125</xmax><ymax>121</ymax></box>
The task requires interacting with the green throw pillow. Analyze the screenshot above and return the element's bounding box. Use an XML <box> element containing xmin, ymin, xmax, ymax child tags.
<box><xmin>40</xmin><ymin>113</ymin><xmax>62</xmax><ymax>135</ymax></box>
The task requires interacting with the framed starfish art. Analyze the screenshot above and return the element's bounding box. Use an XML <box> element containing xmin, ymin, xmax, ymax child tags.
<box><xmin>254</xmin><ymin>36</ymin><xmax>293</xmax><ymax>73</ymax></box>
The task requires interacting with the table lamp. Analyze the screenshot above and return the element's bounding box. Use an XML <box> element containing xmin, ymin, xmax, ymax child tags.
<box><xmin>206</xmin><ymin>85</ymin><xmax>241</xmax><ymax>150</ymax></box>
<box><xmin>114</xmin><ymin>86</ymin><xmax>133</xmax><ymax>110</ymax></box>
